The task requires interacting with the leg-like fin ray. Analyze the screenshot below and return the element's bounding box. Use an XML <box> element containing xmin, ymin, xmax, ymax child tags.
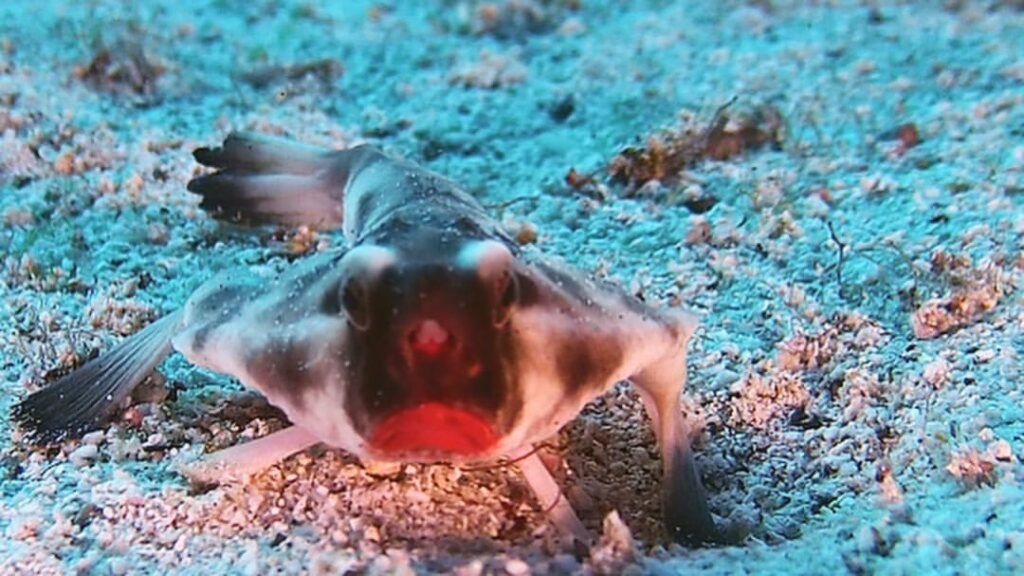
<box><xmin>630</xmin><ymin>311</ymin><xmax>721</xmax><ymax>545</ymax></box>
<box><xmin>177</xmin><ymin>425</ymin><xmax>320</xmax><ymax>485</ymax></box>
<box><xmin>638</xmin><ymin>391</ymin><xmax>719</xmax><ymax>545</ymax></box>
<box><xmin>511</xmin><ymin>445</ymin><xmax>591</xmax><ymax>544</ymax></box>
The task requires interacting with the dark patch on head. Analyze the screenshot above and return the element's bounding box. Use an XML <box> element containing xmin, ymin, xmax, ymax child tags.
<box><xmin>531</xmin><ymin>259</ymin><xmax>596</xmax><ymax>306</ymax></box>
<box><xmin>341</xmin><ymin>146</ymin><xmax>497</xmax><ymax>244</ymax></box>
<box><xmin>277</xmin><ymin>252</ymin><xmax>349</xmax><ymax>318</ymax></box>
<box><xmin>531</xmin><ymin>257</ymin><xmax>663</xmax><ymax>322</ymax></box>
<box><xmin>193</xmin><ymin>283</ymin><xmax>253</xmax><ymax>315</ymax></box>
<box><xmin>348</xmin><ymin>160</ymin><xmax>518</xmax><ymax>253</ymax></box>
<box><xmin>243</xmin><ymin>333</ymin><xmax>320</xmax><ymax>409</ymax></box>
<box><xmin>357</xmin><ymin>201</ymin><xmax>515</xmax><ymax>251</ymax></box>
<box><xmin>188</xmin><ymin>321</ymin><xmax>219</xmax><ymax>354</ymax></box>
<box><xmin>511</xmin><ymin>269</ymin><xmax>543</xmax><ymax>309</ymax></box>
<box><xmin>188</xmin><ymin>283</ymin><xmax>257</xmax><ymax>351</ymax></box>
<box><xmin>552</xmin><ymin>330</ymin><xmax>625</xmax><ymax>397</ymax></box>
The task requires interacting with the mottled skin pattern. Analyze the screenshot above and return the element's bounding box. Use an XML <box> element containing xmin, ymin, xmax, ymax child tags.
<box><xmin>14</xmin><ymin>133</ymin><xmax>719</xmax><ymax>544</ymax></box>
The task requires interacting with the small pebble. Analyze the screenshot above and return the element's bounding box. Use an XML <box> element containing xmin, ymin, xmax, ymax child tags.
<box><xmin>973</xmin><ymin>349</ymin><xmax>995</xmax><ymax>363</ymax></box>
<box><xmin>992</xmin><ymin>440</ymin><xmax>1013</xmax><ymax>462</ymax></box>
<box><xmin>108</xmin><ymin>557</ymin><xmax>128</xmax><ymax>576</ymax></box>
<box><xmin>505</xmin><ymin>558</ymin><xmax>530</xmax><ymax>576</ymax></box>
<box><xmin>81</xmin><ymin>430</ymin><xmax>106</xmax><ymax>445</ymax></box>
<box><xmin>922</xmin><ymin>358</ymin><xmax>951</xmax><ymax>388</ymax></box>
<box><xmin>69</xmin><ymin>444</ymin><xmax>99</xmax><ymax>468</ymax></box>
<box><xmin>551</xmin><ymin>554</ymin><xmax>580</xmax><ymax>573</ymax></box>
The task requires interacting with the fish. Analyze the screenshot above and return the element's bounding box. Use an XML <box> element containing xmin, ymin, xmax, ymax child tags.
<box><xmin>12</xmin><ymin>132</ymin><xmax>719</xmax><ymax>545</ymax></box>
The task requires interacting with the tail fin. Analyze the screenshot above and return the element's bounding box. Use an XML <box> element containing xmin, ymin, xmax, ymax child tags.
<box><xmin>13</xmin><ymin>311</ymin><xmax>183</xmax><ymax>444</ymax></box>
<box><xmin>188</xmin><ymin>132</ymin><xmax>344</xmax><ymax>228</ymax></box>
<box><xmin>192</xmin><ymin>132</ymin><xmax>330</xmax><ymax>174</ymax></box>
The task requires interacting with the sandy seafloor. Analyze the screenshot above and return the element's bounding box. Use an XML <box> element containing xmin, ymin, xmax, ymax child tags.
<box><xmin>1</xmin><ymin>0</ymin><xmax>1023</xmax><ymax>574</ymax></box>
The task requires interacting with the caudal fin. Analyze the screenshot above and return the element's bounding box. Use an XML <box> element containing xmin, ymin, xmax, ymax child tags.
<box><xmin>188</xmin><ymin>132</ymin><xmax>345</xmax><ymax>227</ymax></box>
<box><xmin>192</xmin><ymin>132</ymin><xmax>330</xmax><ymax>174</ymax></box>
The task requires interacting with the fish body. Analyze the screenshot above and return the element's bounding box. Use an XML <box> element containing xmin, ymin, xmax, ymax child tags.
<box><xmin>14</xmin><ymin>134</ymin><xmax>718</xmax><ymax>544</ymax></box>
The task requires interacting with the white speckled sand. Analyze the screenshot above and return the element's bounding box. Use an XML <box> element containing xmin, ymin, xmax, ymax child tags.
<box><xmin>1</xmin><ymin>1</ymin><xmax>1022</xmax><ymax>574</ymax></box>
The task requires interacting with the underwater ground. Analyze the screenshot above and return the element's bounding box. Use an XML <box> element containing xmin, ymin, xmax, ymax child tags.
<box><xmin>1</xmin><ymin>0</ymin><xmax>1022</xmax><ymax>574</ymax></box>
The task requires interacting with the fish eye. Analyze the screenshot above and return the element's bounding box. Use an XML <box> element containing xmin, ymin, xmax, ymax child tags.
<box><xmin>336</xmin><ymin>245</ymin><xmax>396</xmax><ymax>331</ymax></box>
<box><xmin>492</xmin><ymin>269</ymin><xmax>518</xmax><ymax>327</ymax></box>
<box><xmin>341</xmin><ymin>279</ymin><xmax>371</xmax><ymax>330</ymax></box>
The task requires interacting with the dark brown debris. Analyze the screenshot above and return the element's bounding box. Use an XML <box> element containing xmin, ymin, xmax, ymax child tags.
<box><xmin>944</xmin><ymin>0</ymin><xmax>1023</xmax><ymax>12</ymax></box>
<box><xmin>703</xmin><ymin>102</ymin><xmax>785</xmax><ymax>161</ymax></box>
<box><xmin>608</xmin><ymin>101</ymin><xmax>785</xmax><ymax>191</ymax></box>
<box><xmin>682</xmin><ymin>193</ymin><xmax>717</xmax><ymax>214</ymax></box>
<box><xmin>238</xmin><ymin>58</ymin><xmax>344</xmax><ymax>89</ymax></box>
<box><xmin>897</xmin><ymin>123</ymin><xmax>921</xmax><ymax>149</ymax></box>
<box><xmin>565</xmin><ymin>167</ymin><xmax>597</xmax><ymax>189</ymax></box>
<box><xmin>879</xmin><ymin>122</ymin><xmax>922</xmax><ymax>154</ymax></box>
<box><xmin>468</xmin><ymin>0</ymin><xmax>581</xmax><ymax>39</ymax></box>
<box><xmin>75</xmin><ymin>40</ymin><xmax>166</xmax><ymax>97</ymax></box>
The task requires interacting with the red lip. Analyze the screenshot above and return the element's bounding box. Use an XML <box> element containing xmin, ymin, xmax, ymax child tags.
<box><xmin>369</xmin><ymin>403</ymin><xmax>498</xmax><ymax>456</ymax></box>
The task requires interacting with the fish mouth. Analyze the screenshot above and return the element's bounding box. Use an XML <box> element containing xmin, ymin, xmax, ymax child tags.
<box><xmin>367</xmin><ymin>402</ymin><xmax>498</xmax><ymax>458</ymax></box>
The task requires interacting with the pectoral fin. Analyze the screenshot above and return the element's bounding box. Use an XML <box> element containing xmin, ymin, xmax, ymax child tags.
<box><xmin>630</xmin><ymin>311</ymin><xmax>720</xmax><ymax>544</ymax></box>
<box><xmin>13</xmin><ymin>311</ymin><xmax>183</xmax><ymax>443</ymax></box>
<box><xmin>640</xmin><ymin>390</ymin><xmax>719</xmax><ymax>544</ymax></box>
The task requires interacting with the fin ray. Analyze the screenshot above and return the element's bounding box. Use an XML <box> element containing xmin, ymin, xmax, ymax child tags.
<box><xmin>189</xmin><ymin>132</ymin><xmax>346</xmax><ymax>228</ymax></box>
<box><xmin>13</xmin><ymin>312</ymin><xmax>183</xmax><ymax>443</ymax></box>
<box><xmin>177</xmin><ymin>425</ymin><xmax>320</xmax><ymax>484</ymax></box>
<box><xmin>510</xmin><ymin>445</ymin><xmax>591</xmax><ymax>544</ymax></box>
<box><xmin>192</xmin><ymin>132</ymin><xmax>330</xmax><ymax>174</ymax></box>
<box><xmin>187</xmin><ymin>172</ymin><xmax>342</xmax><ymax>226</ymax></box>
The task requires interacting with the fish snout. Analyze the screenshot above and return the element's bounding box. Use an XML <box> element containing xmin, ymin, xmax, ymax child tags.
<box><xmin>396</xmin><ymin>315</ymin><xmax>484</xmax><ymax>382</ymax></box>
<box><xmin>406</xmin><ymin>318</ymin><xmax>457</xmax><ymax>358</ymax></box>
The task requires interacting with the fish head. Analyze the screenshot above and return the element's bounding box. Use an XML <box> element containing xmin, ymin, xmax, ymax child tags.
<box><xmin>336</xmin><ymin>238</ymin><xmax>522</xmax><ymax>461</ymax></box>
